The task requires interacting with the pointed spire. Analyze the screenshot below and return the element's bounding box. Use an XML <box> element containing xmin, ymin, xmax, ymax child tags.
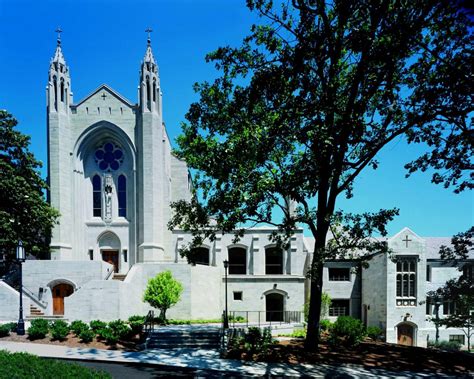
<box><xmin>51</xmin><ymin>27</ymin><xmax>66</xmax><ymax>66</ymax></box>
<box><xmin>143</xmin><ymin>27</ymin><xmax>156</xmax><ymax>65</ymax></box>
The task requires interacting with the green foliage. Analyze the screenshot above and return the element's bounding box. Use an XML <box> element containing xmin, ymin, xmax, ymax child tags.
<box><xmin>0</xmin><ymin>325</ymin><xmax>10</xmax><ymax>337</ymax></box>
<box><xmin>428</xmin><ymin>340</ymin><xmax>462</xmax><ymax>351</ymax></box>
<box><xmin>107</xmin><ymin>320</ymin><xmax>130</xmax><ymax>340</ymax></box>
<box><xmin>168</xmin><ymin>0</ymin><xmax>472</xmax><ymax>351</ymax></box>
<box><xmin>70</xmin><ymin>320</ymin><xmax>88</xmax><ymax>336</ymax></box>
<box><xmin>330</xmin><ymin>316</ymin><xmax>367</xmax><ymax>346</ymax></box>
<box><xmin>79</xmin><ymin>328</ymin><xmax>95</xmax><ymax>344</ymax></box>
<box><xmin>50</xmin><ymin>320</ymin><xmax>69</xmax><ymax>341</ymax></box>
<box><xmin>366</xmin><ymin>326</ymin><xmax>383</xmax><ymax>341</ymax></box>
<box><xmin>0</xmin><ymin>110</ymin><xmax>59</xmax><ymax>258</ymax></box>
<box><xmin>100</xmin><ymin>328</ymin><xmax>119</xmax><ymax>345</ymax></box>
<box><xmin>305</xmin><ymin>292</ymin><xmax>331</xmax><ymax>322</ymax></box>
<box><xmin>290</xmin><ymin>329</ymin><xmax>306</xmax><ymax>338</ymax></box>
<box><xmin>143</xmin><ymin>271</ymin><xmax>183</xmax><ymax>322</ymax></box>
<box><xmin>128</xmin><ymin>315</ymin><xmax>145</xmax><ymax>335</ymax></box>
<box><xmin>243</xmin><ymin>327</ymin><xmax>274</xmax><ymax>354</ymax></box>
<box><xmin>229</xmin><ymin>315</ymin><xmax>246</xmax><ymax>323</ymax></box>
<box><xmin>0</xmin><ymin>350</ymin><xmax>110</xmax><ymax>378</ymax></box>
<box><xmin>320</xmin><ymin>319</ymin><xmax>332</xmax><ymax>332</ymax></box>
<box><xmin>27</xmin><ymin>319</ymin><xmax>49</xmax><ymax>340</ymax></box>
<box><xmin>89</xmin><ymin>320</ymin><xmax>107</xmax><ymax>333</ymax></box>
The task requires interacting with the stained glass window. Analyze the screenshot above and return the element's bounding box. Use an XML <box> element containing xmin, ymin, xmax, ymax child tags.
<box><xmin>92</xmin><ymin>175</ymin><xmax>101</xmax><ymax>217</ymax></box>
<box><xmin>118</xmin><ymin>175</ymin><xmax>126</xmax><ymax>218</ymax></box>
<box><xmin>95</xmin><ymin>142</ymin><xmax>124</xmax><ymax>171</ymax></box>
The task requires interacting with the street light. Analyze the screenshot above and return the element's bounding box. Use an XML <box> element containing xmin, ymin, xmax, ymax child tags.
<box><xmin>223</xmin><ymin>259</ymin><xmax>229</xmax><ymax>329</ymax></box>
<box><xmin>16</xmin><ymin>240</ymin><xmax>26</xmax><ymax>335</ymax></box>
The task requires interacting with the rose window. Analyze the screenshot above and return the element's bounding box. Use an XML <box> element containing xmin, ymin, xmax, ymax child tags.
<box><xmin>94</xmin><ymin>142</ymin><xmax>124</xmax><ymax>171</ymax></box>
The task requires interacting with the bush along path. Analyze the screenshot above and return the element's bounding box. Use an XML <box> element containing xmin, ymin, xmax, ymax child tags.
<box><xmin>0</xmin><ymin>316</ymin><xmax>146</xmax><ymax>351</ymax></box>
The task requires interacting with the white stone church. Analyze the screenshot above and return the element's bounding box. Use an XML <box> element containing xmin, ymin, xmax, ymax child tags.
<box><xmin>0</xmin><ymin>36</ymin><xmax>471</xmax><ymax>349</ymax></box>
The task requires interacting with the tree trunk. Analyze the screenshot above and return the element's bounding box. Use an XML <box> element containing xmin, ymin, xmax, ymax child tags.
<box><xmin>304</xmin><ymin>227</ymin><xmax>329</xmax><ymax>351</ymax></box>
<box><xmin>159</xmin><ymin>308</ymin><xmax>167</xmax><ymax>323</ymax></box>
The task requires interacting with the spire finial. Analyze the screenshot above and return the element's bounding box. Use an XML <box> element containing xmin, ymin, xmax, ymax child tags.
<box><xmin>145</xmin><ymin>27</ymin><xmax>153</xmax><ymax>46</ymax></box>
<box><xmin>55</xmin><ymin>27</ymin><xmax>63</xmax><ymax>46</ymax></box>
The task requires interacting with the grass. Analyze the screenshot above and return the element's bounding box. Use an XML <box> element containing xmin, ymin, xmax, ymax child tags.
<box><xmin>0</xmin><ymin>350</ymin><xmax>110</xmax><ymax>379</ymax></box>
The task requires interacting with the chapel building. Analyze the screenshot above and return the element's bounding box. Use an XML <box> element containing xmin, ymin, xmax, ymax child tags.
<box><xmin>0</xmin><ymin>36</ymin><xmax>470</xmax><ymax>350</ymax></box>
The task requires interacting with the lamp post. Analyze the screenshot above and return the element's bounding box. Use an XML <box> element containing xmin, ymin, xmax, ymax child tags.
<box><xmin>16</xmin><ymin>240</ymin><xmax>26</xmax><ymax>335</ymax></box>
<box><xmin>223</xmin><ymin>260</ymin><xmax>229</xmax><ymax>329</ymax></box>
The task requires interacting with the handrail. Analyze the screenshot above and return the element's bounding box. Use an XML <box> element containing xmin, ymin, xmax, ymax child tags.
<box><xmin>228</xmin><ymin>310</ymin><xmax>304</xmax><ymax>328</ymax></box>
<box><xmin>0</xmin><ymin>278</ymin><xmax>47</xmax><ymax>308</ymax></box>
<box><xmin>144</xmin><ymin>310</ymin><xmax>155</xmax><ymax>335</ymax></box>
<box><xmin>22</xmin><ymin>285</ymin><xmax>48</xmax><ymax>308</ymax></box>
<box><xmin>104</xmin><ymin>269</ymin><xmax>114</xmax><ymax>280</ymax></box>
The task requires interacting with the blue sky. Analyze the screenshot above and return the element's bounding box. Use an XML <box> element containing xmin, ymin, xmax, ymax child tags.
<box><xmin>0</xmin><ymin>0</ymin><xmax>472</xmax><ymax>237</ymax></box>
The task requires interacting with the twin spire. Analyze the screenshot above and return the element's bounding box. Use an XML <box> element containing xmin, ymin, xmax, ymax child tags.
<box><xmin>50</xmin><ymin>27</ymin><xmax>156</xmax><ymax>64</ymax></box>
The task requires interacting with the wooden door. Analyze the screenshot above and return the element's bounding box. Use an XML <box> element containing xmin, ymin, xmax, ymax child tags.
<box><xmin>102</xmin><ymin>250</ymin><xmax>119</xmax><ymax>272</ymax></box>
<box><xmin>397</xmin><ymin>324</ymin><xmax>414</xmax><ymax>346</ymax></box>
<box><xmin>266</xmin><ymin>293</ymin><xmax>284</xmax><ymax>322</ymax></box>
<box><xmin>52</xmin><ymin>283</ymin><xmax>74</xmax><ymax>315</ymax></box>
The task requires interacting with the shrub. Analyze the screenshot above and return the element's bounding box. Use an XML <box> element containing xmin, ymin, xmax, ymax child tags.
<box><xmin>5</xmin><ymin>322</ymin><xmax>17</xmax><ymax>332</ymax></box>
<box><xmin>229</xmin><ymin>315</ymin><xmax>246</xmax><ymax>323</ymax></box>
<box><xmin>243</xmin><ymin>327</ymin><xmax>274</xmax><ymax>354</ymax></box>
<box><xmin>330</xmin><ymin>316</ymin><xmax>367</xmax><ymax>346</ymax></box>
<box><xmin>28</xmin><ymin>319</ymin><xmax>49</xmax><ymax>340</ymax></box>
<box><xmin>50</xmin><ymin>320</ymin><xmax>69</xmax><ymax>341</ymax></box>
<box><xmin>79</xmin><ymin>327</ymin><xmax>95</xmax><ymax>343</ymax></box>
<box><xmin>0</xmin><ymin>324</ymin><xmax>11</xmax><ymax>337</ymax></box>
<box><xmin>128</xmin><ymin>316</ymin><xmax>145</xmax><ymax>335</ymax></box>
<box><xmin>101</xmin><ymin>328</ymin><xmax>119</xmax><ymax>345</ymax></box>
<box><xmin>0</xmin><ymin>350</ymin><xmax>111</xmax><ymax>378</ymax></box>
<box><xmin>70</xmin><ymin>320</ymin><xmax>88</xmax><ymax>336</ymax></box>
<box><xmin>291</xmin><ymin>328</ymin><xmax>306</xmax><ymax>338</ymax></box>
<box><xmin>108</xmin><ymin>320</ymin><xmax>130</xmax><ymax>340</ymax></box>
<box><xmin>428</xmin><ymin>340</ymin><xmax>462</xmax><ymax>351</ymax></box>
<box><xmin>366</xmin><ymin>325</ymin><xmax>383</xmax><ymax>341</ymax></box>
<box><xmin>90</xmin><ymin>320</ymin><xmax>107</xmax><ymax>333</ymax></box>
<box><xmin>320</xmin><ymin>319</ymin><xmax>332</xmax><ymax>332</ymax></box>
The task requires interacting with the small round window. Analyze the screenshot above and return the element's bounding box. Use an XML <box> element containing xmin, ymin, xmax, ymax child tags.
<box><xmin>94</xmin><ymin>142</ymin><xmax>124</xmax><ymax>171</ymax></box>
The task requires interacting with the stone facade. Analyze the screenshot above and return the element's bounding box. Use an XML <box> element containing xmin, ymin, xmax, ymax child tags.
<box><xmin>0</xmin><ymin>37</ymin><xmax>470</xmax><ymax>350</ymax></box>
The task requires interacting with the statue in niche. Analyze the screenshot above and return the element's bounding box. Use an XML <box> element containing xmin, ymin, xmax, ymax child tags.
<box><xmin>104</xmin><ymin>174</ymin><xmax>113</xmax><ymax>222</ymax></box>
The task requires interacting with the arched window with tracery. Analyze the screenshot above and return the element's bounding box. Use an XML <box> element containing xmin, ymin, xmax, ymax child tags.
<box><xmin>118</xmin><ymin>175</ymin><xmax>127</xmax><ymax>218</ymax></box>
<box><xmin>92</xmin><ymin>175</ymin><xmax>102</xmax><ymax>217</ymax></box>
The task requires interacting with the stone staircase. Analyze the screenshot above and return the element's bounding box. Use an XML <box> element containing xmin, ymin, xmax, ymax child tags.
<box><xmin>146</xmin><ymin>325</ymin><xmax>221</xmax><ymax>349</ymax></box>
<box><xmin>29</xmin><ymin>304</ymin><xmax>45</xmax><ymax>317</ymax></box>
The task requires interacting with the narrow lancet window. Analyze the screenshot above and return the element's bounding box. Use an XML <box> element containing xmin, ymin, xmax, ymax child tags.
<box><xmin>153</xmin><ymin>79</ymin><xmax>156</xmax><ymax>102</ymax></box>
<box><xmin>53</xmin><ymin>76</ymin><xmax>58</xmax><ymax>111</ymax></box>
<box><xmin>118</xmin><ymin>175</ymin><xmax>127</xmax><ymax>218</ymax></box>
<box><xmin>92</xmin><ymin>175</ymin><xmax>102</xmax><ymax>217</ymax></box>
<box><xmin>60</xmin><ymin>79</ymin><xmax>64</xmax><ymax>102</ymax></box>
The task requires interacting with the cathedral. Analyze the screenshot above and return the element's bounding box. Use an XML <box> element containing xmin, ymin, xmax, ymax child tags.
<box><xmin>0</xmin><ymin>35</ymin><xmax>470</xmax><ymax>350</ymax></box>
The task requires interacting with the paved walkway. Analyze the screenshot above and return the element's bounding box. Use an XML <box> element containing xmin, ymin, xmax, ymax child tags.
<box><xmin>0</xmin><ymin>341</ymin><xmax>465</xmax><ymax>378</ymax></box>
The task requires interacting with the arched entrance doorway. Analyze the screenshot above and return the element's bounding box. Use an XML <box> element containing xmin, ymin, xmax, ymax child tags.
<box><xmin>266</xmin><ymin>293</ymin><xmax>284</xmax><ymax>322</ymax></box>
<box><xmin>98</xmin><ymin>231</ymin><xmax>121</xmax><ymax>273</ymax></box>
<box><xmin>52</xmin><ymin>283</ymin><xmax>74</xmax><ymax>315</ymax></box>
<box><xmin>397</xmin><ymin>323</ymin><xmax>415</xmax><ymax>346</ymax></box>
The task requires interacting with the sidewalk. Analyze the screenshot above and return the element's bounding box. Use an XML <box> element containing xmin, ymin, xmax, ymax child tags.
<box><xmin>0</xmin><ymin>341</ymin><xmax>462</xmax><ymax>378</ymax></box>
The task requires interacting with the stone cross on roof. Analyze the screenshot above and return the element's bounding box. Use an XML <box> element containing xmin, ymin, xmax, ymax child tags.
<box><xmin>145</xmin><ymin>27</ymin><xmax>153</xmax><ymax>45</ymax></box>
<box><xmin>402</xmin><ymin>235</ymin><xmax>412</xmax><ymax>248</ymax></box>
<box><xmin>55</xmin><ymin>27</ymin><xmax>62</xmax><ymax>45</ymax></box>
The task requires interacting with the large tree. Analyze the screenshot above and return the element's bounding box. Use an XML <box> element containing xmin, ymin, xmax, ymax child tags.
<box><xmin>0</xmin><ymin>111</ymin><xmax>59</xmax><ymax>260</ymax></box>
<box><xmin>168</xmin><ymin>0</ymin><xmax>473</xmax><ymax>350</ymax></box>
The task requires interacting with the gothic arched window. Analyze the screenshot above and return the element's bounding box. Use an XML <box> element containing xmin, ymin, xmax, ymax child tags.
<box><xmin>60</xmin><ymin>79</ymin><xmax>65</xmax><ymax>102</ymax></box>
<box><xmin>118</xmin><ymin>175</ymin><xmax>126</xmax><ymax>218</ymax></box>
<box><xmin>153</xmin><ymin>79</ymin><xmax>156</xmax><ymax>102</ymax></box>
<box><xmin>92</xmin><ymin>175</ymin><xmax>101</xmax><ymax>217</ymax></box>
<box><xmin>53</xmin><ymin>76</ymin><xmax>58</xmax><ymax>111</ymax></box>
<box><xmin>191</xmin><ymin>247</ymin><xmax>210</xmax><ymax>266</ymax></box>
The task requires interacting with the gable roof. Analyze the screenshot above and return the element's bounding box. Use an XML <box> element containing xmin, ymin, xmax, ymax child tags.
<box><xmin>73</xmin><ymin>84</ymin><xmax>135</xmax><ymax>108</ymax></box>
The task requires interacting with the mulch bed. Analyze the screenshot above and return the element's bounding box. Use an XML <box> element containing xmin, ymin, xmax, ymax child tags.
<box><xmin>0</xmin><ymin>332</ymin><xmax>144</xmax><ymax>351</ymax></box>
<box><xmin>226</xmin><ymin>338</ymin><xmax>474</xmax><ymax>376</ymax></box>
